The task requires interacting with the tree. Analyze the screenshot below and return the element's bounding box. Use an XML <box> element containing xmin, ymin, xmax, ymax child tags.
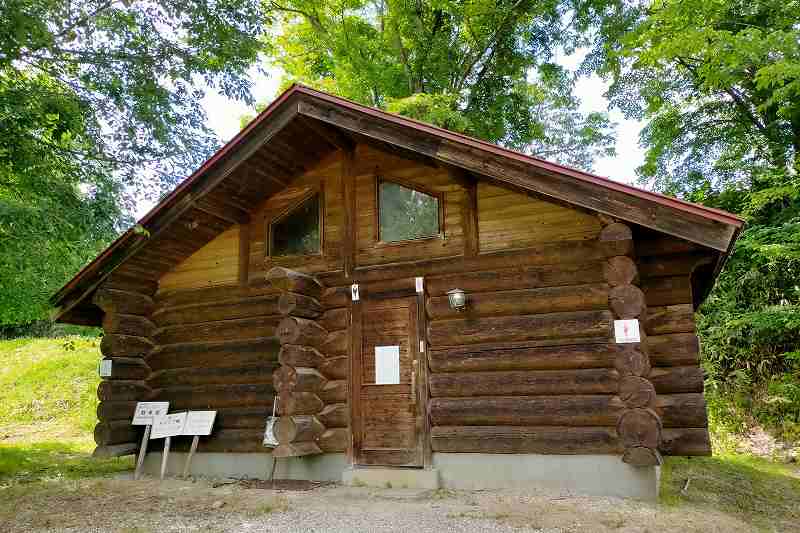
<box><xmin>0</xmin><ymin>0</ymin><xmax>269</xmax><ymax>325</ymax></box>
<box><xmin>262</xmin><ymin>0</ymin><xmax>617</xmax><ymax>169</ymax></box>
<box><xmin>593</xmin><ymin>0</ymin><xmax>799</xmax><ymax>191</ymax></box>
<box><xmin>592</xmin><ymin>0</ymin><xmax>800</xmax><ymax>440</ymax></box>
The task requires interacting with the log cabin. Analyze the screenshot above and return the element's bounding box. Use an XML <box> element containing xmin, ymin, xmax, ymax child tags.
<box><xmin>52</xmin><ymin>84</ymin><xmax>743</xmax><ymax>499</ymax></box>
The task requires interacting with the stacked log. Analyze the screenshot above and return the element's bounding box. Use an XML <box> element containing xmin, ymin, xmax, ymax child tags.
<box><xmin>426</xmin><ymin>240</ymin><xmax>622</xmax><ymax>455</ymax></box>
<box><xmin>636</xmin><ymin>235</ymin><xmax>713</xmax><ymax>457</ymax></box>
<box><xmin>267</xmin><ymin>267</ymin><xmax>349</xmax><ymax>457</ymax></box>
<box><xmin>145</xmin><ymin>285</ymin><xmax>281</xmax><ymax>452</ymax></box>
<box><xmin>600</xmin><ymin>222</ymin><xmax>662</xmax><ymax>467</ymax></box>
<box><xmin>92</xmin><ymin>285</ymin><xmax>156</xmax><ymax>457</ymax></box>
<box><xmin>424</xmin><ymin>227</ymin><xmax>706</xmax><ymax>457</ymax></box>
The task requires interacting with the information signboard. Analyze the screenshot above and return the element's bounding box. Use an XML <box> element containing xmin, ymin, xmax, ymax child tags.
<box><xmin>151</xmin><ymin>412</ymin><xmax>187</xmax><ymax>439</ymax></box>
<box><xmin>132</xmin><ymin>402</ymin><xmax>170</xmax><ymax>426</ymax></box>
<box><xmin>183</xmin><ymin>411</ymin><xmax>216</xmax><ymax>436</ymax></box>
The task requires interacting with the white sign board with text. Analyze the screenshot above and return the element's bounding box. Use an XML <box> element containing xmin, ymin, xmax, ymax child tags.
<box><xmin>99</xmin><ymin>359</ymin><xmax>113</xmax><ymax>378</ymax></box>
<box><xmin>375</xmin><ymin>345</ymin><xmax>401</xmax><ymax>385</ymax></box>
<box><xmin>151</xmin><ymin>412</ymin><xmax>187</xmax><ymax>439</ymax></box>
<box><xmin>132</xmin><ymin>402</ymin><xmax>170</xmax><ymax>426</ymax></box>
<box><xmin>183</xmin><ymin>411</ymin><xmax>216</xmax><ymax>436</ymax></box>
<box><xmin>614</xmin><ymin>319</ymin><xmax>641</xmax><ymax>344</ymax></box>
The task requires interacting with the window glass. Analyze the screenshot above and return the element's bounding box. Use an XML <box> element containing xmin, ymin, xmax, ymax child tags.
<box><xmin>270</xmin><ymin>194</ymin><xmax>321</xmax><ymax>256</ymax></box>
<box><xmin>379</xmin><ymin>181</ymin><xmax>440</xmax><ymax>242</ymax></box>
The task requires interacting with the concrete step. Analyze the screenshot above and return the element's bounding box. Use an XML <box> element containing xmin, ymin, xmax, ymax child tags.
<box><xmin>342</xmin><ymin>467</ymin><xmax>439</xmax><ymax>489</ymax></box>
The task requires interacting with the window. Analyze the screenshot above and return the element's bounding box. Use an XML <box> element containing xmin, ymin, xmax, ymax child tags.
<box><xmin>378</xmin><ymin>180</ymin><xmax>441</xmax><ymax>243</ymax></box>
<box><xmin>269</xmin><ymin>193</ymin><xmax>321</xmax><ymax>256</ymax></box>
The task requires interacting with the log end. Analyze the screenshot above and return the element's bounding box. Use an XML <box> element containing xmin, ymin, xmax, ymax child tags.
<box><xmin>271</xmin><ymin>442</ymin><xmax>322</xmax><ymax>458</ymax></box>
<box><xmin>622</xmin><ymin>446</ymin><xmax>663</xmax><ymax>467</ymax></box>
<box><xmin>93</xmin><ymin>443</ymin><xmax>138</xmax><ymax>458</ymax></box>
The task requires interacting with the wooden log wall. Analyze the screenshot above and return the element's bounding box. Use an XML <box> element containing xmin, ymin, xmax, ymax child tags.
<box><xmin>145</xmin><ymin>284</ymin><xmax>281</xmax><ymax>453</ymax></box>
<box><xmin>425</xmin><ymin>233</ymin><xmax>708</xmax><ymax>458</ymax></box>
<box><xmin>91</xmin><ymin>280</ymin><xmax>157</xmax><ymax>457</ymax></box>
<box><xmin>268</xmin><ymin>267</ymin><xmax>349</xmax><ymax>457</ymax></box>
<box><xmin>635</xmin><ymin>233</ymin><xmax>713</xmax><ymax>458</ymax></box>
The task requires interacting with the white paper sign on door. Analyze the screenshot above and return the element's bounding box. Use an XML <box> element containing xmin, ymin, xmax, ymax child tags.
<box><xmin>614</xmin><ymin>319</ymin><xmax>641</xmax><ymax>343</ymax></box>
<box><xmin>183</xmin><ymin>411</ymin><xmax>216</xmax><ymax>436</ymax></box>
<box><xmin>374</xmin><ymin>345</ymin><xmax>400</xmax><ymax>384</ymax></box>
<box><xmin>151</xmin><ymin>412</ymin><xmax>187</xmax><ymax>439</ymax></box>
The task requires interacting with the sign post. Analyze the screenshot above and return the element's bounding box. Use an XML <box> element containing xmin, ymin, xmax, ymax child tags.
<box><xmin>151</xmin><ymin>412</ymin><xmax>188</xmax><ymax>480</ymax></box>
<box><xmin>131</xmin><ymin>402</ymin><xmax>169</xmax><ymax>480</ymax></box>
<box><xmin>181</xmin><ymin>411</ymin><xmax>217</xmax><ymax>478</ymax></box>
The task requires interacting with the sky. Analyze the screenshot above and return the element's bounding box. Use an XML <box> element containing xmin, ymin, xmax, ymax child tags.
<box><xmin>137</xmin><ymin>57</ymin><xmax>646</xmax><ymax>217</ymax></box>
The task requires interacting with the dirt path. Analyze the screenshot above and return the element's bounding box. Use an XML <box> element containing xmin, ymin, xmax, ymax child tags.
<box><xmin>1</xmin><ymin>476</ymin><xmax>764</xmax><ymax>533</ymax></box>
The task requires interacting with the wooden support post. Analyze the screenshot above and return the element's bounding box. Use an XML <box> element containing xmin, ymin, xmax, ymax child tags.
<box><xmin>182</xmin><ymin>435</ymin><xmax>200</xmax><ymax>478</ymax></box>
<box><xmin>160</xmin><ymin>436</ymin><xmax>171</xmax><ymax>480</ymax></box>
<box><xmin>134</xmin><ymin>425</ymin><xmax>151</xmax><ymax>480</ymax></box>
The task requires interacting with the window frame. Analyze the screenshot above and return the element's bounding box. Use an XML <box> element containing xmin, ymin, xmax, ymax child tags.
<box><xmin>266</xmin><ymin>187</ymin><xmax>325</xmax><ymax>259</ymax></box>
<box><xmin>374</xmin><ymin>176</ymin><xmax>445</xmax><ymax>246</ymax></box>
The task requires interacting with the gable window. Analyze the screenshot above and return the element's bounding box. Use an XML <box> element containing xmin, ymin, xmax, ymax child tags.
<box><xmin>269</xmin><ymin>193</ymin><xmax>322</xmax><ymax>256</ymax></box>
<box><xmin>378</xmin><ymin>179</ymin><xmax>441</xmax><ymax>243</ymax></box>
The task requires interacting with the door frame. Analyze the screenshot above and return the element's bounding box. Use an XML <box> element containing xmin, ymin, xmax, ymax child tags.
<box><xmin>348</xmin><ymin>278</ymin><xmax>430</xmax><ymax>468</ymax></box>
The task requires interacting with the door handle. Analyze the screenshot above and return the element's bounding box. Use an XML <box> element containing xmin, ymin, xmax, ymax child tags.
<box><xmin>410</xmin><ymin>359</ymin><xmax>418</xmax><ymax>406</ymax></box>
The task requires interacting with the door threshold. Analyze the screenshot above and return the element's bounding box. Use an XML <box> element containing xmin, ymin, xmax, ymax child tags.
<box><xmin>343</xmin><ymin>466</ymin><xmax>439</xmax><ymax>489</ymax></box>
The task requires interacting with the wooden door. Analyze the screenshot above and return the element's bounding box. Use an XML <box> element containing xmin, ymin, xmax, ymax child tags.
<box><xmin>352</xmin><ymin>294</ymin><xmax>424</xmax><ymax>467</ymax></box>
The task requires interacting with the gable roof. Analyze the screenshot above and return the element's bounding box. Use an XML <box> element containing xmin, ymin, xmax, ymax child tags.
<box><xmin>51</xmin><ymin>84</ymin><xmax>743</xmax><ymax>324</ymax></box>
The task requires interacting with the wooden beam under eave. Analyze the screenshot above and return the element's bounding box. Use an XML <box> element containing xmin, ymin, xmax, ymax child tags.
<box><xmin>296</xmin><ymin>98</ymin><xmax>736</xmax><ymax>252</ymax></box>
<box><xmin>194</xmin><ymin>196</ymin><xmax>251</xmax><ymax>225</ymax></box>
<box><xmin>299</xmin><ymin>116</ymin><xmax>356</xmax><ymax>152</ymax></box>
<box><xmin>53</xmin><ymin>97</ymin><xmax>301</xmax><ymax>322</ymax></box>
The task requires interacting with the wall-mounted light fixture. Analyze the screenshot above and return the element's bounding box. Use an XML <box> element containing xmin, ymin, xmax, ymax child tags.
<box><xmin>447</xmin><ymin>288</ymin><xmax>467</xmax><ymax>311</ymax></box>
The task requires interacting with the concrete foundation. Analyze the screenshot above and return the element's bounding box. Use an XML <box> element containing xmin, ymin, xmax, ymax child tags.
<box><xmin>342</xmin><ymin>467</ymin><xmax>439</xmax><ymax>489</ymax></box>
<box><xmin>433</xmin><ymin>453</ymin><xmax>660</xmax><ymax>501</ymax></box>
<box><xmin>142</xmin><ymin>452</ymin><xmax>658</xmax><ymax>500</ymax></box>
<box><xmin>142</xmin><ymin>452</ymin><xmax>346</xmax><ymax>481</ymax></box>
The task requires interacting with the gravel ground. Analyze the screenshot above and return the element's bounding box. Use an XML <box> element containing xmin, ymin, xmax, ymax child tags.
<box><xmin>0</xmin><ymin>477</ymin><xmax>756</xmax><ymax>533</ymax></box>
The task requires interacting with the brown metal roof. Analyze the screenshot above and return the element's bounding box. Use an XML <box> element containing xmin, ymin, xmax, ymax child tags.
<box><xmin>51</xmin><ymin>83</ymin><xmax>743</xmax><ymax>317</ymax></box>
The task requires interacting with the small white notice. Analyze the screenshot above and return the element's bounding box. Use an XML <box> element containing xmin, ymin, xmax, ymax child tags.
<box><xmin>183</xmin><ymin>411</ymin><xmax>216</xmax><ymax>436</ymax></box>
<box><xmin>375</xmin><ymin>345</ymin><xmax>401</xmax><ymax>385</ymax></box>
<box><xmin>614</xmin><ymin>319</ymin><xmax>641</xmax><ymax>344</ymax></box>
<box><xmin>132</xmin><ymin>402</ymin><xmax>170</xmax><ymax>426</ymax></box>
<box><xmin>151</xmin><ymin>412</ymin><xmax>187</xmax><ymax>439</ymax></box>
<box><xmin>98</xmin><ymin>359</ymin><xmax>112</xmax><ymax>378</ymax></box>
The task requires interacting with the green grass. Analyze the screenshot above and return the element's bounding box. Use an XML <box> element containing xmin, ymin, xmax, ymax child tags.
<box><xmin>0</xmin><ymin>336</ymin><xmax>134</xmax><ymax>484</ymax></box>
<box><xmin>661</xmin><ymin>452</ymin><xmax>800</xmax><ymax>531</ymax></box>
<box><xmin>0</xmin><ymin>441</ymin><xmax>133</xmax><ymax>483</ymax></box>
<box><xmin>0</xmin><ymin>336</ymin><xmax>102</xmax><ymax>433</ymax></box>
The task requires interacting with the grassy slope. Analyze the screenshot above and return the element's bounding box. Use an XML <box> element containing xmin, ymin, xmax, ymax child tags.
<box><xmin>0</xmin><ymin>336</ymin><xmax>133</xmax><ymax>482</ymax></box>
<box><xmin>0</xmin><ymin>337</ymin><xmax>798</xmax><ymax>530</ymax></box>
